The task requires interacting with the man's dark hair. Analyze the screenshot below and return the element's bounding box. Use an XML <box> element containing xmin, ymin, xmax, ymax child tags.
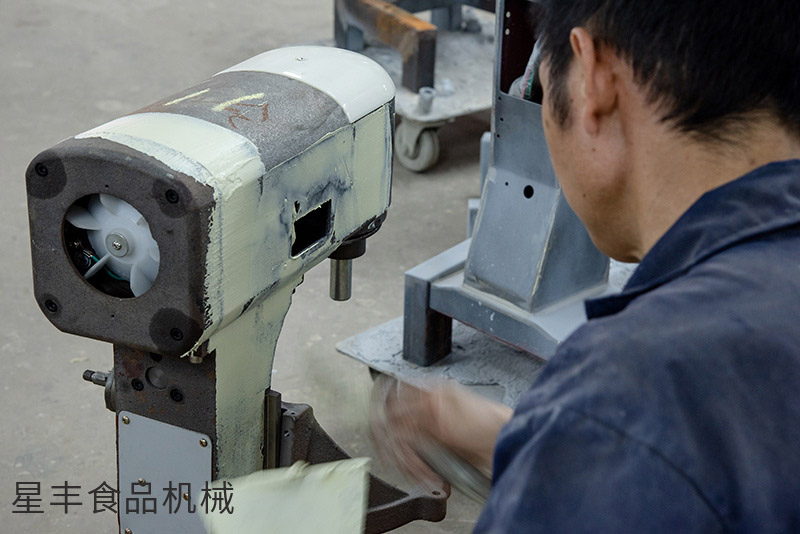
<box><xmin>538</xmin><ymin>0</ymin><xmax>800</xmax><ymax>142</ymax></box>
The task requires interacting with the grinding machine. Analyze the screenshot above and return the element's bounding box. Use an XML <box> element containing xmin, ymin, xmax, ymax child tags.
<box><xmin>25</xmin><ymin>45</ymin><xmax>447</xmax><ymax>533</ymax></box>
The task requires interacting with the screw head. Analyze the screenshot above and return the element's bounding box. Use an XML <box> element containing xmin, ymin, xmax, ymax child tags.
<box><xmin>105</xmin><ymin>232</ymin><xmax>129</xmax><ymax>258</ymax></box>
<box><xmin>35</xmin><ymin>162</ymin><xmax>48</xmax><ymax>177</ymax></box>
<box><xmin>44</xmin><ymin>299</ymin><xmax>58</xmax><ymax>313</ymax></box>
<box><xmin>137</xmin><ymin>478</ymin><xmax>146</xmax><ymax>486</ymax></box>
<box><xmin>121</xmin><ymin>416</ymin><xmax>130</xmax><ymax>424</ymax></box>
<box><xmin>199</xmin><ymin>438</ymin><xmax>208</xmax><ymax>447</ymax></box>
<box><xmin>165</xmin><ymin>189</ymin><xmax>179</xmax><ymax>204</ymax></box>
<box><xmin>170</xmin><ymin>327</ymin><xmax>184</xmax><ymax>341</ymax></box>
<box><xmin>169</xmin><ymin>388</ymin><xmax>184</xmax><ymax>403</ymax></box>
<box><xmin>125</xmin><ymin>529</ymin><xmax>133</xmax><ymax>534</ymax></box>
<box><xmin>182</xmin><ymin>492</ymin><xmax>190</xmax><ymax>501</ymax></box>
<box><xmin>131</xmin><ymin>378</ymin><xmax>144</xmax><ymax>391</ymax></box>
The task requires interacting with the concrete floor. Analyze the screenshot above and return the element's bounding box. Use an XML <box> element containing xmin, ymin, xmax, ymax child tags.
<box><xmin>0</xmin><ymin>0</ymin><xmax>489</xmax><ymax>532</ymax></box>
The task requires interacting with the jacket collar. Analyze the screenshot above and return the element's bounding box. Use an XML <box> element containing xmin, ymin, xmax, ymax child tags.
<box><xmin>585</xmin><ymin>159</ymin><xmax>800</xmax><ymax>319</ymax></box>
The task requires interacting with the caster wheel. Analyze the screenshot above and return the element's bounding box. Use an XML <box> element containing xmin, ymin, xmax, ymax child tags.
<box><xmin>395</xmin><ymin>122</ymin><xmax>440</xmax><ymax>172</ymax></box>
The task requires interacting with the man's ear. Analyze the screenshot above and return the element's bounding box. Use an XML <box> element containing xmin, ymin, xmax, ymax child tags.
<box><xmin>569</xmin><ymin>27</ymin><xmax>617</xmax><ymax>135</ymax></box>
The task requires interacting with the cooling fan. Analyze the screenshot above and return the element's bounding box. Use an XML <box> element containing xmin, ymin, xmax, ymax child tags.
<box><xmin>64</xmin><ymin>193</ymin><xmax>160</xmax><ymax>297</ymax></box>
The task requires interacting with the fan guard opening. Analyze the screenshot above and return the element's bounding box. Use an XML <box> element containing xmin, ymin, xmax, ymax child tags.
<box><xmin>63</xmin><ymin>194</ymin><xmax>160</xmax><ymax>298</ymax></box>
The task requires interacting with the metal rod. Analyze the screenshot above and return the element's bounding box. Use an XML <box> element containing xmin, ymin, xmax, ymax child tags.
<box><xmin>417</xmin><ymin>86</ymin><xmax>435</xmax><ymax>114</ymax></box>
<box><xmin>330</xmin><ymin>258</ymin><xmax>353</xmax><ymax>301</ymax></box>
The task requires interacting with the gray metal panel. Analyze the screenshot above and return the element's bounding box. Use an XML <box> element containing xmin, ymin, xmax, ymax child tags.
<box><xmin>118</xmin><ymin>412</ymin><xmax>212</xmax><ymax>534</ymax></box>
<box><xmin>478</xmin><ymin>130</ymin><xmax>492</xmax><ymax>191</ymax></box>
<box><xmin>406</xmin><ymin>239</ymin><xmax>468</xmax><ymax>281</ymax></box>
<box><xmin>402</xmin><ymin>237</ymin><xmax>619</xmax><ymax>365</ymax></box>
<box><xmin>431</xmin><ymin>271</ymin><xmax>614</xmax><ymax>359</ymax></box>
<box><xmin>464</xmin><ymin>40</ymin><xmax>609</xmax><ymax>311</ymax></box>
<box><xmin>467</xmin><ymin>197</ymin><xmax>480</xmax><ymax>238</ymax></box>
<box><xmin>494</xmin><ymin>96</ymin><xmax>556</xmax><ymax>186</ymax></box>
<box><xmin>533</xmin><ymin>194</ymin><xmax>609</xmax><ymax>309</ymax></box>
<box><xmin>464</xmin><ymin>164</ymin><xmax>560</xmax><ymax>310</ymax></box>
<box><xmin>402</xmin><ymin>240</ymin><xmax>469</xmax><ymax>365</ymax></box>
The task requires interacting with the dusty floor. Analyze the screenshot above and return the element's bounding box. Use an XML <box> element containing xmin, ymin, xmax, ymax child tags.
<box><xmin>0</xmin><ymin>0</ymin><xmax>490</xmax><ymax>532</ymax></box>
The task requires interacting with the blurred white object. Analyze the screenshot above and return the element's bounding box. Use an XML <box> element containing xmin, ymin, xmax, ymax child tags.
<box><xmin>201</xmin><ymin>459</ymin><xmax>371</xmax><ymax>534</ymax></box>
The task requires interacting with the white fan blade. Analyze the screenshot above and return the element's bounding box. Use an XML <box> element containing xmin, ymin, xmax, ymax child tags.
<box><xmin>65</xmin><ymin>205</ymin><xmax>102</xmax><ymax>230</ymax></box>
<box><xmin>147</xmin><ymin>245</ymin><xmax>160</xmax><ymax>263</ymax></box>
<box><xmin>99</xmin><ymin>193</ymin><xmax>122</xmax><ymax>215</ymax></box>
<box><xmin>129</xmin><ymin>263</ymin><xmax>153</xmax><ymax>297</ymax></box>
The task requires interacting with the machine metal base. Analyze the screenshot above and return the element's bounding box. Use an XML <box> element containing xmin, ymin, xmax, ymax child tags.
<box><xmin>278</xmin><ymin>399</ymin><xmax>448</xmax><ymax>533</ymax></box>
<box><xmin>402</xmin><ymin>240</ymin><xmax>627</xmax><ymax>367</ymax></box>
<box><xmin>338</xmin><ymin>251</ymin><xmax>635</xmax><ymax>405</ymax></box>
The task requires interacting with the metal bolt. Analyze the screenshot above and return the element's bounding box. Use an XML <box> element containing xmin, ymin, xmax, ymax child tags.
<box><xmin>165</xmin><ymin>189</ymin><xmax>179</xmax><ymax>204</ymax></box>
<box><xmin>170</xmin><ymin>388</ymin><xmax>184</xmax><ymax>403</ymax></box>
<box><xmin>83</xmin><ymin>369</ymin><xmax>110</xmax><ymax>386</ymax></box>
<box><xmin>105</xmin><ymin>232</ymin><xmax>129</xmax><ymax>258</ymax></box>
<box><xmin>199</xmin><ymin>438</ymin><xmax>208</xmax><ymax>447</ymax></box>
<box><xmin>170</xmin><ymin>327</ymin><xmax>184</xmax><ymax>341</ymax></box>
<box><xmin>44</xmin><ymin>299</ymin><xmax>58</xmax><ymax>313</ymax></box>
<box><xmin>182</xmin><ymin>492</ymin><xmax>190</xmax><ymax>501</ymax></box>
<box><xmin>121</xmin><ymin>416</ymin><xmax>130</xmax><ymax>424</ymax></box>
<box><xmin>124</xmin><ymin>529</ymin><xmax>132</xmax><ymax>534</ymax></box>
<box><xmin>35</xmin><ymin>163</ymin><xmax>49</xmax><ymax>177</ymax></box>
<box><xmin>138</xmin><ymin>478</ymin><xmax>146</xmax><ymax>486</ymax></box>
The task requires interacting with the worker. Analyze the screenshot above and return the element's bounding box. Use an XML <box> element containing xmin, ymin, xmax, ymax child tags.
<box><xmin>371</xmin><ymin>0</ymin><xmax>800</xmax><ymax>531</ymax></box>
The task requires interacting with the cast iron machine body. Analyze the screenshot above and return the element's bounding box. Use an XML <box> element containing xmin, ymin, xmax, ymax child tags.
<box><xmin>26</xmin><ymin>46</ymin><xmax>446</xmax><ymax>533</ymax></box>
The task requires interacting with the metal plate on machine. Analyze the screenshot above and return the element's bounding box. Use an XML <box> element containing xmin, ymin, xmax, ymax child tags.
<box><xmin>338</xmin><ymin>316</ymin><xmax>546</xmax><ymax>407</ymax></box>
<box><xmin>118</xmin><ymin>411</ymin><xmax>212</xmax><ymax>534</ymax></box>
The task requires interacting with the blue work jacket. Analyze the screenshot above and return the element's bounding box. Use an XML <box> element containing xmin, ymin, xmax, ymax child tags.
<box><xmin>475</xmin><ymin>160</ymin><xmax>800</xmax><ymax>533</ymax></box>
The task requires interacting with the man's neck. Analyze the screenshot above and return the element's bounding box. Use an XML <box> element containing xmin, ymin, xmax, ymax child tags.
<box><xmin>631</xmin><ymin>121</ymin><xmax>800</xmax><ymax>258</ymax></box>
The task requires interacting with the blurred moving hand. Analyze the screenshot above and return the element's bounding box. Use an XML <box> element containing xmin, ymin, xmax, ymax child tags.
<box><xmin>370</xmin><ymin>375</ymin><xmax>513</xmax><ymax>486</ymax></box>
